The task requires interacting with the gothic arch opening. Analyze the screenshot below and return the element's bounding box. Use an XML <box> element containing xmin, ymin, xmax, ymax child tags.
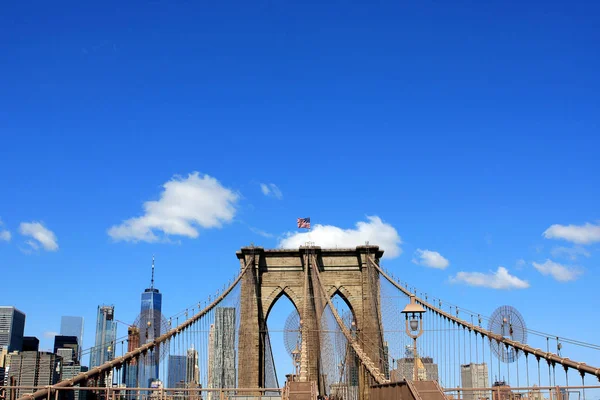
<box><xmin>320</xmin><ymin>291</ymin><xmax>359</xmax><ymax>400</ymax></box>
<box><xmin>264</xmin><ymin>290</ymin><xmax>300</xmax><ymax>389</ymax></box>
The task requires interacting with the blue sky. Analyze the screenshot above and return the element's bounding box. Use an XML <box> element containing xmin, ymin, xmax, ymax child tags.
<box><xmin>1</xmin><ymin>0</ymin><xmax>599</xmax><ymax>385</ymax></box>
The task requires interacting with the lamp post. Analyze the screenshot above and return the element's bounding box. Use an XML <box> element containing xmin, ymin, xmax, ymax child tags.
<box><xmin>401</xmin><ymin>294</ymin><xmax>426</xmax><ymax>381</ymax></box>
<box><xmin>292</xmin><ymin>346</ymin><xmax>301</xmax><ymax>381</ymax></box>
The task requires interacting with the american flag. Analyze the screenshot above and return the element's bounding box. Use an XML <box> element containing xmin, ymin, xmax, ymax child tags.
<box><xmin>297</xmin><ymin>217</ymin><xmax>311</xmax><ymax>229</ymax></box>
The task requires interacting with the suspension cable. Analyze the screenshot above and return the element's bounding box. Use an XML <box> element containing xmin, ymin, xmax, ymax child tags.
<box><xmin>371</xmin><ymin>258</ymin><xmax>600</xmax><ymax>381</ymax></box>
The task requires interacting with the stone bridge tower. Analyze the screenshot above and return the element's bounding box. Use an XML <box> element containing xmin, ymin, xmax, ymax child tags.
<box><xmin>237</xmin><ymin>245</ymin><xmax>386</xmax><ymax>398</ymax></box>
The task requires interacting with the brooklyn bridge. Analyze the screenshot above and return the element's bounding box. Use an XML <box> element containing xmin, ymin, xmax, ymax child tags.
<box><xmin>7</xmin><ymin>245</ymin><xmax>600</xmax><ymax>400</ymax></box>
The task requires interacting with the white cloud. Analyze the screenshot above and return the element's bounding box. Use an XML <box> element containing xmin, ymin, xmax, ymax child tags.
<box><xmin>543</xmin><ymin>222</ymin><xmax>600</xmax><ymax>244</ymax></box>
<box><xmin>0</xmin><ymin>230</ymin><xmax>10</xmax><ymax>242</ymax></box>
<box><xmin>260</xmin><ymin>183</ymin><xmax>283</xmax><ymax>199</ymax></box>
<box><xmin>412</xmin><ymin>249</ymin><xmax>449</xmax><ymax>269</ymax></box>
<box><xmin>450</xmin><ymin>267</ymin><xmax>530</xmax><ymax>290</ymax></box>
<box><xmin>43</xmin><ymin>331</ymin><xmax>58</xmax><ymax>339</ymax></box>
<box><xmin>19</xmin><ymin>222</ymin><xmax>59</xmax><ymax>251</ymax></box>
<box><xmin>278</xmin><ymin>216</ymin><xmax>402</xmax><ymax>258</ymax></box>
<box><xmin>550</xmin><ymin>246</ymin><xmax>591</xmax><ymax>261</ymax></box>
<box><xmin>532</xmin><ymin>259</ymin><xmax>582</xmax><ymax>282</ymax></box>
<box><xmin>108</xmin><ymin>172</ymin><xmax>239</xmax><ymax>242</ymax></box>
<box><xmin>26</xmin><ymin>240</ymin><xmax>40</xmax><ymax>250</ymax></box>
<box><xmin>515</xmin><ymin>259</ymin><xmax>526</xmax><ymax>270</ymax></box>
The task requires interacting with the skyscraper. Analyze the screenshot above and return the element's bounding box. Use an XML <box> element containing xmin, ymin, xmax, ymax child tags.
<box><xmin>90</xmin><ymin>305</ymin><xmax>117</xmax><ymax>370</ymax></box>
<box><xmin>0</xmin><ymin>307</ymin><xmax>26</xmax><ymax>352</ymax></box>
<box><xmin>138</xmin><ymin>257</ymin><xmax>163</xmax><ymax>388</ymax></box>
<box><xmin>461</xmin><ymin>363</ymin><xmax>489</xmax><ymax>400</ymax></box>
<box><xmin>60</xmin><ymin>316</ymin><xmax>84</xmax><ymax>360</ymax></box>
<box><xmin>208</xmin><ymin>307</ymin><xmax>236</xmax><ymax>392</ymax></box>
<box><xmin>186</xmin><ymin>347</ymin><xmax>199</xmax><ymax>387</ymax></box>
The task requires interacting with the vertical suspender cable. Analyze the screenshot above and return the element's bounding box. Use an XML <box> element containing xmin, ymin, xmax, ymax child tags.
<box><xmin>516</xmin><ymin>349</ymin><xmax>519</xmax><ymax>388</ymax></box>
<box><xmin>489</xmin><ymin>336</ymin><xmax>494</xmax><ymax>386</ymax></box>
<box><xmin>525</xmin><ymin>353</ymin><xmax>529</xmax><ymax>388</ymax></box>
<box><xmin>537</xmin><ymin>357</ymin><xmax>541</xmax><ymax>387</ymax></box>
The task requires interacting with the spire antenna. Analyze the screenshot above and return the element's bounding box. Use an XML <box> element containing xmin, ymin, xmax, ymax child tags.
<box><xmin>151</xmin><ymin>255</ymin><xmax>155</xmax><ymax>289</ymax></box>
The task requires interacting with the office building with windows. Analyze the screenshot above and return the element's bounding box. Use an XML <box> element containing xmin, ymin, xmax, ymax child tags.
<box><xmin>461</xmin><ymin>363</ymin><xmax>489</xmax><ymax>400</ymax></box>
<box><xmin>90</xmin><ymin>305</ymin><xmax>117</xmax><ymax>370</ymax></box>
<box><xmin>8</xmin><ymin>352</ymin><xmax>61</xmax><ymax>399</ymax></box>
<box><xmin>62</xmin><ymin>365</ymin><xmax>89</xmax><ymax>400</ymax></box>
<box><xmin>0</xmin><ymin>307</ymin><xmax>26</xmax><ymax>352</ymax></box>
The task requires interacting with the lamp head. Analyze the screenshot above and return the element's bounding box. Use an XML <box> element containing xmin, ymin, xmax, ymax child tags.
<box><xmin>410</xmin><ymin>319</ymin><xmax>420</xmax><ymax>331</ymax></box>
<box><xmin>401</xmin><ymin>295</ymin><xmax>426</xmax><ymax>332</ymax></box>
<box><xmin>401</xmin><ymin>296</ymin><xmax>426</xmax><ymax>318</ymax></box>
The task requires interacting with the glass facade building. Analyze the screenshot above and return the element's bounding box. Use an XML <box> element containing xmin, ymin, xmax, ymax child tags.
<box><xmin>138</xmin><ymin>288</ymin><xmax>162</xmax><ymax>388</ymax></box>
<box><xmin>90</xmin><ymin>305</ymin><xmax>117</xmax><ymax>370</ymax></box>
<box><xmin>60</xmin><ymin>316</ymin><xmax>84</xmax><ymax>359</ymax></box>
<box><xmin>167</xmin><ymin>355</ymin><xmax>186</xmax><ymax>388</ymax></box>
<box><xmin>0</xmin><ymin>306</ymin><xmax>26</xmax><ymax>352</ymax></box>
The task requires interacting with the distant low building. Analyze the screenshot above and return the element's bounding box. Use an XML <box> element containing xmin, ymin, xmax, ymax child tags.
<box><xmin>492</xmin><ymin>381</ymin><xmax>514</xmax><ymax>400</ymax></box>
<box><xmin>527</xmin><ymin>385</ymin><xmax>544</xmax><ymax>400</ymax></box>
<box><xmin>390</xmin><ymin>357</ymin><xmax>439</xmax><ymax>382</ymax></box>
<box><xmin>461</xmin><ymin>363</ymin><xmax>489</xmax><ymax>400</ymax></box>
<box><xmin>62</xmin><ymin>365</ymin><xmax>89</xmax><ymax>400</ymax></box>
<box><xmin>57</xmin><ymin>348</ymin><xmax>75</xmax><ymax>365</ymax></box>
<box><xmin>123</xmin><ymin>325</ymin><xmax>140</xmax><ymax>390</ymax></box>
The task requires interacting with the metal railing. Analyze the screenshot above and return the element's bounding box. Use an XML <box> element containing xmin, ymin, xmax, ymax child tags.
<box><xmin>2</xmin><ymin>386</ymin><xmax>281</xmax><ymax>400</ymax></box>
<box><xmin>442</xmin><ymin>385</ymin><xmax>600</xmax><ymax>400</ymax></box>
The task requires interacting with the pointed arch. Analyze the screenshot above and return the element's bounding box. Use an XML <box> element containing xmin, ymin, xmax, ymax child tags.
<box><xmin>263</xmin><ymin>285</ymin><xmax>301</xmax><ymax>320</ymax></box>
<box><xmin>323</xmin><ymin>285</ymin><xmax>358</xmax><ymax>324</ymax></box>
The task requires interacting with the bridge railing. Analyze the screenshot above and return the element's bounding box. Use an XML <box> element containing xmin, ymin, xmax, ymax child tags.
<box><xmin>442</xmin><ymin>385</ymin><xmax>600</xmax><ymax>400</ymax></box>
<box><xmin>4</xmin><ymin>386</ymin><xmax>281</xmax><ymax>400</ymax></box>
